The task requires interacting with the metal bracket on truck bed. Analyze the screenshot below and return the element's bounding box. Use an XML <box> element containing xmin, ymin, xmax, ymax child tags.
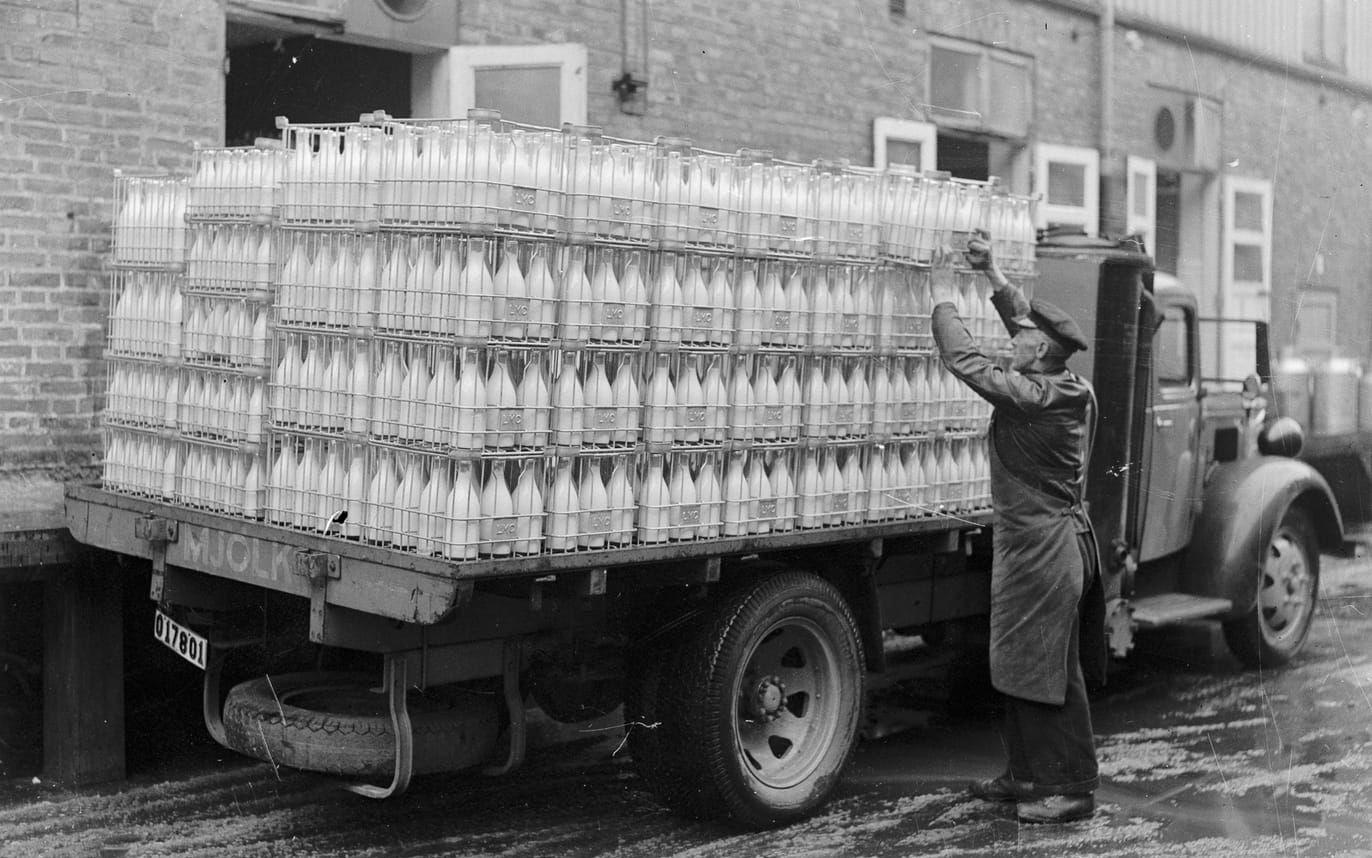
<box><xmin>481</xmin><ymin>639</ymin><xmax>526</xmax><ymax>777</ymax></box>
<box><xmin>134</xmin><ymin>515</ymin><xmax>178</xmax><ymax>601</ymax></box>
<box><xmin>345</xmin><ymin>653</ymin><xmax>415</xmax><ymax>799</ymax></box>
<box><xmin>294</xmin><ymin>549</ymin><xmax>341</xmax><ymax>643</ymax></box>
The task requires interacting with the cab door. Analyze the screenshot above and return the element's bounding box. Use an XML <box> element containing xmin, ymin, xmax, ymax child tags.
<box><xmin>1138</xmin><ymin>297</ymin><xmax>1202</xmax><ymax>562</ymax></box>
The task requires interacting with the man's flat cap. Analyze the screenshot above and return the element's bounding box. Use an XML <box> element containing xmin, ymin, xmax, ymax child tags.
<box><xmin>1013</xmin><ymin>299</ymin><xmax>1089</xmax><ymax>352</ymax></box>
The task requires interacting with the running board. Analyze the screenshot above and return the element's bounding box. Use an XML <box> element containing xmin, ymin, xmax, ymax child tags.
<box><xmin>1130</xmin><ymin>594</ymin><xmax>1233</xmax><ymax>628</ymax></box>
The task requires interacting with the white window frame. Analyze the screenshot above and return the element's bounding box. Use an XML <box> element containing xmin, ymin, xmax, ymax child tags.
<box><xmin>926</xmin><ymin>36</ymin><xmax>1033</xmax><ymax>139</ymax></box>
<box><xmin>872</xmin><ymin>117</ymin><xmax>937</xmax><ymax>170</ymax></box>
<box><xmin>1033</xmin><ymin>143</ymin><xmax>1099</xmax><ymax>236</ymax></box>
<box><xmin>1294</xmin><ymin>289</ymin><xmax>1338</xmax><ymax>360</ymax></box>
<box><xmin>1221</xmin><ymin>175</ymin><xmax>1273</xmax><ymax>321</ymax></box>
<box><xmin>413</xmin><ymin>43</ymin><xmax>588</xmax><ymax>125</ymax></box>
<box><xmin>1126</xmin><ymin>155</ymin><xmax>1157</xmax><ymax>255</ymax></box>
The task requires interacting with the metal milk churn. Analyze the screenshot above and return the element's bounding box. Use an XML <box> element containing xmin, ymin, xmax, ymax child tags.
<box><xmin>1271</xmin><ymin>348</ymin><xmax>1312</xmax><ymax>430</ymax></box>
<box><xmin>1312</xmin><ymin>354</ymin><xmax>1360</xmax><ymax>436</ymax></box>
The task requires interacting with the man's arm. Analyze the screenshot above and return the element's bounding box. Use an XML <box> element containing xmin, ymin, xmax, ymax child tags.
<box><xmin>931</xmin><ymin>303</ymin><xmax>1051</xmax><ymax>416</ymax></box>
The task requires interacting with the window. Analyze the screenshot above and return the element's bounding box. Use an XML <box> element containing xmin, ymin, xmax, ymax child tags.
<box><xmin>1222</xmin><ymin>176</ymin><xmax>1272</xmax><ymax>321</ymax></box>
<box><xmin>1033</xmin><ymin>143</ymin><xmax>1099</xmax><ymax>235</ymax></box>
<box><xmin>413</xmin><ymin>44</ymin><xmax>588</xmax><ymax>126</ymax></box>
<box><xmin>1294</xmin><ymin>290</ymin><xmax>1338</xmax><ymax>360</ymax></box>
<box><xmin>1303</xmin><ymin>0</ymin><xmax>1347</xmax><ymax>70</ymax></box>
<box><xmin>927</xmin><ymin>37</ymin><xmax>1032</xmax><ymax>139</ymax></box>
<box><xmin>872</xmin><ymin>117</ymin><xmax>937</xmax><ymax>170</ymax></box>
<box><xmin>1126</xmin><ymin>155</ymin><xmax>1156</xmax><ymax>256</ymax></box>
<box><xmin>1155</xmin><ymin>306</ymin><xmax>1191</xmax><ymax>387</ymax></box>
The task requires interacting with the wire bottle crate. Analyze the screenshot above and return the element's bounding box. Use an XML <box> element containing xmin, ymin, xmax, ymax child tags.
<box><xmin>107</xmin><ymin>270</ymin><xmax>183</xmax><ymax>360</ymax></box>
<box><xmin>186</xmin><ymin>145</ymin><xmax>284</xmax><ymax>222</ymax></box>
<box><xmin>111</xmin><ymin>172</ymin><xmax>187</xmax><ymax>269</ymax></box>
<box><xmin>185</xmin><ymin>222</ymin><xmax>274</xmax><ymax>296</ymax></box>
<box><xmin>655</xmin><ymin>139</ymin><xmax>741</xmax><ymax>253</ymax></box>
<box><xmin>276</xmin><ymin>119</ymin><xmax>384</xmax><ymax>228</ymax></box>
<box><xmin>811</xmin><ymin>161</ymin><xmax>881</xmax><ymax>262</ymax></box>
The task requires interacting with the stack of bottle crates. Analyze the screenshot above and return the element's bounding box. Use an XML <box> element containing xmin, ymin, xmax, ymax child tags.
<box><xmin>103</xmin><ymin>172</ymin><xmax>187</xmax><ymax>503</ymax></box>
<box><xmin>104</xmin><ymin>108</ymin><xmax>1039</xmax><ymax>562</ymax></box>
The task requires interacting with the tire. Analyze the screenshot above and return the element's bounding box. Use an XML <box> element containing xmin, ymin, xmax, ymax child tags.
<box><xmin>1222</xmin><ymin>507</ymin><xmax>1320</xmax><ymax>668</ymax></box>
<box><xmin>221</xmin><ymin>672</ymin><xmax>500</xmax><ymax>778</ymax></box>
<box><xmin>638</xmin><ymin>572</ymin><xmax>865</xmax><ymax>828</ymax></box>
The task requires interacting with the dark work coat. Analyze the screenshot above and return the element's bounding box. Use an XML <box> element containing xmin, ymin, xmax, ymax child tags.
<box><xmin>931</xmin><ymin>284</ymin><xmax>1105</xmax><ymax>706</ymax></box>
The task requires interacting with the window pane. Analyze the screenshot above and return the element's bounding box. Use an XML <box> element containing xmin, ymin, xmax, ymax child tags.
<box><xmin>1131</xmin><ymin>170</ymin><xmax>1152</xmax><ymax>217</ymax></box>
<box><xmin>885</xmin><ymin>139</ymin><xmax>923</xmax><ymax>168</ymax></box>
<box><xmin>1047</xmin><ymin>161</ymin><xmax>1086</xmax><ymax>207</ymax></box>
<box><xmin>1156</xmin><ymin>308</ymin><xmax>1189</xmax><ymax>385</ymax></box>
<box><xmin>930</xmin><ymin>46</ymin><xmax>980</xmax><ymax>116</ymax></box>
<box><xmin>475</xmin><ymin>66</ymin><xmax>562</xmax><ymax>127</ymax></box>
<box><xmin>1296</xmin><ymin>292</ymin><xmax>1337</xmax><ymax>356</ymax></box>
<box><xmin>1233</xmin><ymin>191</ymin><xmax>1264</xmax><ymax>231</ymax></box>
<box><xmin>1232</xmin><ymin>243</ymin><xmax>1265</xmax><ymax>283</ymax></box>
<box><xmin>986</xmin><ymin>57</ymin><xmax>1030</xmax><ymax>137</ymax></box>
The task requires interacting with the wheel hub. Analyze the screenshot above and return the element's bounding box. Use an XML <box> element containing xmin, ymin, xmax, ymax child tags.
<box><xmin>751</xmin><ymin>675</ymin><xmax>786</xmax><ymax>720</ymax></box>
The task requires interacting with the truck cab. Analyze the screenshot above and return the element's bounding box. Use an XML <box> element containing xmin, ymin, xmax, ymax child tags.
<box><xmin>1035</xmin><ymin>236</ymin><xmax>1344</xmax><ymax>665</ymax></box>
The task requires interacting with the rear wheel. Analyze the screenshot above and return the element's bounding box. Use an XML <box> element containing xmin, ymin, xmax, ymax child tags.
<box><xmin>1222</xmin><ymin>507</ymin><xmax>1320</xmax><ymax>668</ymax></box>
<box><xmin>631</xmin><ymin>572</ymin><xmax>865</xmax><ymax>828</ymax></box>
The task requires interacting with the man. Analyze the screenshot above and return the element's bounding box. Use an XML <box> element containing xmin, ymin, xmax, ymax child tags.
<box><xmin>930</xmin><ymin>232</ymin><xmax>1104</xmax><ymax>824</ymax></box>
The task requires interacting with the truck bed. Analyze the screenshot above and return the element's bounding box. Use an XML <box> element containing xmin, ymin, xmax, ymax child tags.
<box><xmin>65</xmin><ymin>483</ymin><xmax>992</xmax><ymax>626</ymax></box>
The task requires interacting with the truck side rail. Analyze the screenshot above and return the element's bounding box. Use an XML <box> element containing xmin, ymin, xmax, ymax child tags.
<box><xmin>66</xmin><ymin>483</ymin><xmax>991</xmax><ymax>625</ymax></box>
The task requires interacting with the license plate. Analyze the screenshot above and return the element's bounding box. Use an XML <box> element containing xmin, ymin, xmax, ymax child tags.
<box><xmin>154</xmin><ymin>609</ymin><xmax>208</xmax><ymax>670</ymax></box>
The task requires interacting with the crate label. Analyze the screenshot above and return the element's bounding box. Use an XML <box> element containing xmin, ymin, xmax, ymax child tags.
<box><xmin>900</xmin><ymin>403</ymin><xmax>919</xmax><ymax>421</ymax></box>
<box><xmin>834</xmin><ymin>405</ymin><xmax>855</xmax><ymax>425</ymax></box>
<box><xmin>595</xmin><ymin>407</ymin><xmax>619</xmax><ymax>429</ymax></box>
<box><xmin>698</xmin><ymin>207</ymin><xmax>721</xmax><ymax>228</ymax></box>
<box><xmin>778</xmin><ymin>215</ymin><xmax>798</xmax><ymax>238</ymax></box>
<box><xmin>586</xmin><ymin>510</ymin><xmax>612</xmax><ymax>534</ymax></box>
<box><xmin>679</xmin><ymin>505</ymin><xmax>702</xmax><ymax>526</ymax></box>
<box><xmin>491</xmin><ymin>517</ymin><xmax>519</xmax><ymax>540</ymax></box>
<box><xmin>498</xmin><ymin>409</ymin><xmax>524</xmax><ymax>430</ymax></box>
<box><xmin>685</xmin><ymin>406</ymin><xmax>707</xmax><ymax>427</ymax></box>
<box><xmin>770</xmin><ymin>310</ymin><xmax>792</xmax><ymax>332</ymax></box>
<box><xmin>692</xmin><ymin>307</ymin><xmax>714</xmax><ymax>328</ymax></box>
<box><xmin>763</xmin><ymin>406</ymin><xmax>785</xmax><ymax>426</ymax></box>
<box><xmin>601</xmin><ymin>302</ymin><xmax>626</xmax><ymax>324</ymax></box>
<box><xmin>758</xmin><ymin>499</ymin><xmax>778</xmax><ymax>518</ymax></box>
<box><xmin>512</xmin><ymin>186</ymin><xmax>538</xmax><ymax>210</ymax></box>
<box><xmin>841</xmin><ymin>313</ymin><xmax>861</xmax><ymax>334</ymax></box>
<box><xmin>831</xmin><ymin>494</ymin><xmax>849</xmax><ymax>513</ymax></box>
<box><xmin>845</xmin><ymin>222</ymin><xmax>865</xmax><ymax>241</ymax></box>
<box><xmin>610</xmin><ymin>197</ymin><xmax>634</xmax><ymax>220</ymax></box>
<box><xmin>505</xmin><ymin>298</ymin><xmax>532</xmax><ymax>320</ymax></box>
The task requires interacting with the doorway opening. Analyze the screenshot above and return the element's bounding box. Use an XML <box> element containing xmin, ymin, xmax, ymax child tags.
<box><xmin>226</xmin><ymin>26</ymin><xmax>412</xmax><ymax>145</ymax></box>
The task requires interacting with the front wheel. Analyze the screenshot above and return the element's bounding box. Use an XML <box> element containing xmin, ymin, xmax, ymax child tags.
<box><xmin>1222</xmin><ymin>507</ymin><xmax>1320</xmax><ymax>668</ymax></box>
<box><xmin>635</xmin><ymin>572</ymin><xmax>865</xmax><ymax>828</ymax></box>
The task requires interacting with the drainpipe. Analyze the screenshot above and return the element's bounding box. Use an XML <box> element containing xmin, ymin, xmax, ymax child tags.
<box><xmin>1100</xmin><ymin>0</ymin><xmax>1117</xmax><ymax>235</ymax></box>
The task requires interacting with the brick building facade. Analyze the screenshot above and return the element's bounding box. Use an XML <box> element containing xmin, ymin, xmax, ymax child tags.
<box><xmin>1</xmin><ymin>0</ymin><xmax>222</xmax><ymax>478</ymax></box>
<box><xmin>2</xmin><ymin>0</ymin><xmax>1370</xmax><ymax>481</ymax></box>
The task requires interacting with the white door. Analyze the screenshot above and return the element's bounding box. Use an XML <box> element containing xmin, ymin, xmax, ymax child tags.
<box><xmin>1220</xmin><ymin>176</ymin><xmax>1273</xmax><ymax>380</ymax></box>
<box><xmin>1126</xmin><ymin>155</ymin><xmax>1156</xmax><ymax>256</ymax></box>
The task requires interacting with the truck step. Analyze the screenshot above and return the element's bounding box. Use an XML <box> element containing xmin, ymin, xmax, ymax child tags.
<box><xmin>1130</xmin><ymin>593</ymin><xmax>1233</xmax><ymax>627</ymax></box>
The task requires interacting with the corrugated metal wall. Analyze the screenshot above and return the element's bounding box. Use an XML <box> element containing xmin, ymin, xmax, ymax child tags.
<box><xmin>1113</xmin><ymin>0</ymin><xmax>1372</xmax><ymax>87</ymax></box>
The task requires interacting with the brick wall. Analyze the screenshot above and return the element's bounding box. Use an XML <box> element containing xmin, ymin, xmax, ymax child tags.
<box><xmin>0</xmin><ymin>0</ymin><xmax>223</xmax><ymax>479</ymax></box>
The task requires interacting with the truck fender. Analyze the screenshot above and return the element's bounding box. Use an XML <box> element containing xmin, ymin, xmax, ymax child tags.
<box><xmin>1179</xmin><ymin>455</ymin><xmax>1343</xmax><ymax>620</ymax></box>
